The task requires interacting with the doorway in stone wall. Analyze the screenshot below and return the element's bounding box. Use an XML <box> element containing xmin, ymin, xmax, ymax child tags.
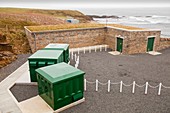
<box><xmin>116</xmin><ymin>37</ymin><xmax>123</xmax><ymax>52</ymax></box>
<box><xmin>147</xmin><ymin>37</ymin><xmax>155</xmax><ymax>52</ymax></box>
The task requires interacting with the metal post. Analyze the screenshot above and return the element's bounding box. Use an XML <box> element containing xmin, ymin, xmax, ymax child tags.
<box><xmin>158</xmin><ymin>83</ymin><xmax>162</xmax><ymax>95</ymax></box>
<box><xmin>75</xmin><ymin>63</ymin><xmax>78</xmax><ymax>68</ymax></box>
<box><xmin>84</xmin><ymin>79</ymin><xmax>86</xmax><ymax>91</ymax></box>
<box><xmin>120</xmin><ymin>81</ymin><xmax>123</xmax><ymax>93</ymax></box>
<box><xmin>89</xmin><ymin>46</ymin><xmax>91</xmax><ymax>53</ymax></box>
<box><xmin>145</xmin><ymin>82</ymin><xmax>148</xmax><ymax>94</ymax></box>
<box><xmin>105</xmin><ymin>45</ymin><xmax>107</xmax><ymax>51</ymax></box>
<box><xmin>108</xmin><ymin>80</ymin><xmax>111</xmax><ymax>92</ymax></box>
<box><xmin>96</xmin><ymin>80</ymin><xmax>98</xmax><ymax>91</ymax></box>
<box><xmin>74</xmin><ymin>54</ymin><xmax>77</xmax><ymax>62</ymax></box>
<box><xmin>132</xmin><ymin>81</ymin><xmax>135</xmax><ymax>94</ymax></box>
<box><xmin>100</xmin><ymin>45</ymin><xmax>102</xmax><ymax>51</ymax></box>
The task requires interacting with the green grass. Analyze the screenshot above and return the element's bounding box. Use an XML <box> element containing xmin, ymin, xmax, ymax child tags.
<box><xmin>0</xmin><ymin>18</ymin><xmax>37</xmax><ymax>29</ymax></box>
<box><xmin>0</xmin><ymin>8</ymin><xmax>29</xmax><ymax>13</ymax></box>
<box><xmin>0</xmin><ymin>8</ymin><xmax>92</xmax><ymax>54</ymax></box>
<box><xmin>0</xmin><ymin>14</ymin><xmax>39</xmax><ymax>54</ymax></box>
<box><xmin>0</xmin><ymin>8</ymin><xmax>91</xmax><ymax>22</ymax></box>
<box><xmin>27</xmin><ymin>23</ymin><xmax>145</xmax><ymax>32</ymax></box>
<box><xmin>27</xmin><ymin>23</ymin><xmax>104</xmax><ymax>31</ymax></box>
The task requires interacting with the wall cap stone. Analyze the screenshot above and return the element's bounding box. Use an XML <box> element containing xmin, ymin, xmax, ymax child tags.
<box><xmin>107</xmin><ymin>26</ymin><xmax>161</xmax><ymax>32</ymax></box>
<box><xmin>24</xmin><ymin>26</ymin><xmax>106</xmax><ymax>34</ymax></box>
<box><xmin>24</xmin><ymin>25</ymin><xmax>161</xmax><ymax>35</ymax></box>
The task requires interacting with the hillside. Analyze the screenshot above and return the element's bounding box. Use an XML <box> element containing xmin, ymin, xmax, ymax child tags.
<box><xmin>0</xmin><ymin>8</ymin><xmax>92</xmax><ymax>68</ymax></box>
<box><xmin>0</xmin><ymin>8</ymin><xmax>92</xmax><ymax>23</ymax></box>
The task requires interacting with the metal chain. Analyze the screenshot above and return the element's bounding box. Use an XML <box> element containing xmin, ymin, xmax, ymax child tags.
<box><xmin>98</xmin><ymin>81</ymin><xmax>108</xmax><ymax>85</ymax></box>
<box><xmin>148</xmin><ymin>84</ymin><xmax>159</xmax><ymax>88</ymax></box>
<box><xmin>85</xmin><ymin>79</ymin><xmax>170</xmax><ymax>89</ymax></box>
<box><xmin>86</xmin><ymin>80</ymin><xmax>96</xmax><ymax>84</ymax></box>
<box><xmin>135</xmin><ymin>83</ymin><xmax>146</xmax><ymax>87</ymax></box>
<box><xmin>122</xmin><ymin>82</ymin><xmax>133</xmax><ymax>87</ymax></box>
<box><xmin>161</xmin><ymin>84</ymin><xmax>170</xmax><ymax>88</ymax></box>
<box><xmin>110</xmin><ymin>82</ymin><xmax>120</xmax><ymax>85</ymax></box>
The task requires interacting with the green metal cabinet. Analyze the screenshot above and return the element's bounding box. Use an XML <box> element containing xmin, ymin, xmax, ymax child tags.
<box><xmin>147</xmin><ymin>37</ymin><xmax>155</xmax><ymax>52</ymax></box>
<box><xmin>36</xmin><ymin>62</ymin><xmax>85</xmax><ymax>110</ymax></box>
<box><xmin>117</xmin><ymin>38</ymin><xmax>123</xmax><ymax>52</ymax></box>
<box><xmin>43</xmin><ymin>43</ymin><xmax>69</xmax><ymax>63</ymax></box>
<box><xmin>28</xmin><ymin>50</ymin><xmax>64</xmax><ymax>82</ymax></box>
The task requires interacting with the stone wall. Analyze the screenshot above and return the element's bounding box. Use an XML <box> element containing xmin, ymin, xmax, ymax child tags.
<box><xmin>105</xmin><ymin>27</ymin><xmax>161</xmax><ymax>54</ymax></box>
<box><xmin>25</xmin><ymin>27</ymin><xmax>106</xmax><ymax>53</ymax></box>
<box><xmin>25</xmin><ymin>28</ymin><xmax>35</xmax><ymax>52</ymax></box>
<box><xmin>25</xmin><ymin>26</ymin><xmax>162</xmax><ymax>54</ymax></box>
<box><xmin>157</xmin><ymin>38</ymin><xmax>170</xmax><ymax>50</ymax></box>
<box><xmin>128</xmin><ymin>30</ymin><xmax>161</xmax><ymax>54</ymax></box>
<box><xmin>105</xmin><ymin>27</ymin><xmax>131</xmax><ymax>54</ymax></box>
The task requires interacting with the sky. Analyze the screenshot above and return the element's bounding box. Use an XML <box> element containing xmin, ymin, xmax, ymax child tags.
<box><xmin>0</xmin><ymin>0</ymin><xmax>170</xmax><ymax>9</ymax></box>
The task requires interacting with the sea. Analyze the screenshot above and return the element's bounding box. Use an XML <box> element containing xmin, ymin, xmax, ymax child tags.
<box><xmin>78</xmin><ymin>7</ymin><xmax>170</xmax><ymax>38</ymax></box>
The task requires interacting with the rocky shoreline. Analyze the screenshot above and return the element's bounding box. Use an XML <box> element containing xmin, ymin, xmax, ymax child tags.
<box><xmin>87</xmin><ymin>15</ymin><xmax>120</xmax><ymax>19</ymax></box>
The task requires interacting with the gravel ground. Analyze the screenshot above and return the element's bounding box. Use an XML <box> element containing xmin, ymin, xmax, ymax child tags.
<box><xmin>10</xmin><ymin>49</ymin><xmax>170</xmax><ymax>113</ymax></box>
<box><xmin>0</xmin><ymin>54</ymin><xmax>31</xmax><ymax>82</ymax></box>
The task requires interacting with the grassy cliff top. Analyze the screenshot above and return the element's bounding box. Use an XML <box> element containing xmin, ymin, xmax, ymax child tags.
<box><xmin>0</xmin><ymin>8</ymin><xmax>91</xmax><ymax>22</ymax></box>
<box><xmin>26</xmin><ymin>23</ymin><xmax>146</xmax><ymax>32</ymax></box>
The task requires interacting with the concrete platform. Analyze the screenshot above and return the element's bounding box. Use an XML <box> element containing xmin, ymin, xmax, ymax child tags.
<box><xmin>108</xmin><ymin>51</ymin><xmax>121</xmax><ymax>55</ymax></box>
<box><xmin>148</xmin><ymin>51</ymin><xmax>162</xmax><ymax>55</ymax></box>
<box><xmin>18</xmin><ymin>96</ymin><xmax>85</xmax><ymax>113</ymax></box>
<box><xmin>16</xmin><ymin>71</ymin><xmax>31</xmax><ymax>84</ymax></box>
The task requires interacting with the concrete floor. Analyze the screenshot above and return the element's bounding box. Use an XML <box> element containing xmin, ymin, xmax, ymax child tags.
<box><xmin>9</xmin><ymin>48</ymin><xmax>170</xmax><ymax>113</ymax></box>
<box><xmin>64</xmin><ymin>48</ymin><xmax>170</xmax><ymax>113</ymax></box>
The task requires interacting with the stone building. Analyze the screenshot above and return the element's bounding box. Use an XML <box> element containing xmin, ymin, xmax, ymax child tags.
<box><xmin>24</xmin><ymin>24</ymin><xmax>169</xmax><ymax>54</ymax></box>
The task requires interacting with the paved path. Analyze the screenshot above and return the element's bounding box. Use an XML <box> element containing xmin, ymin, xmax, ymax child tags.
<box><xmin>0</xmin><ymin>62</ymin><xmax>28</xmax><ymax>113</ymax></box>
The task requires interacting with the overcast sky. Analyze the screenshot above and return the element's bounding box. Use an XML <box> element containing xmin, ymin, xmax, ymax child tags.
<box><xmin>0</xmin><ymin>0</ymin><xmax>170</xmax><ymax>9</ymax></box>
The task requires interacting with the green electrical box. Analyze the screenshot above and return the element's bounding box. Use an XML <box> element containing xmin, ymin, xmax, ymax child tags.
<box><xmin>28</xmin><ymin>50</ymin><xmax>64</xmax><ymax>82</ymax></box>
<box><xmin>36</xmin><ymin>62</ymin><xmax>85</xmax><ymax>110</ymax></box>
<box><xmin>43</xmin><ymin>43</ymin><xmax>69</xmax><ymax>63</ymax></box>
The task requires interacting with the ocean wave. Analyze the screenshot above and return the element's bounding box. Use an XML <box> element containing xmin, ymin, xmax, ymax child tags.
<box><xmin>93</xmin><ymin>15</ymin><xmax>170</xmax><ymax>24</ymax></box>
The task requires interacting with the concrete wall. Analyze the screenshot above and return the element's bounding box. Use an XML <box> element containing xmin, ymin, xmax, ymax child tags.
<box><xmin>25</xmin><ymin>26</ymin><xmax>162</xmax><ymax>54</ymax></box>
